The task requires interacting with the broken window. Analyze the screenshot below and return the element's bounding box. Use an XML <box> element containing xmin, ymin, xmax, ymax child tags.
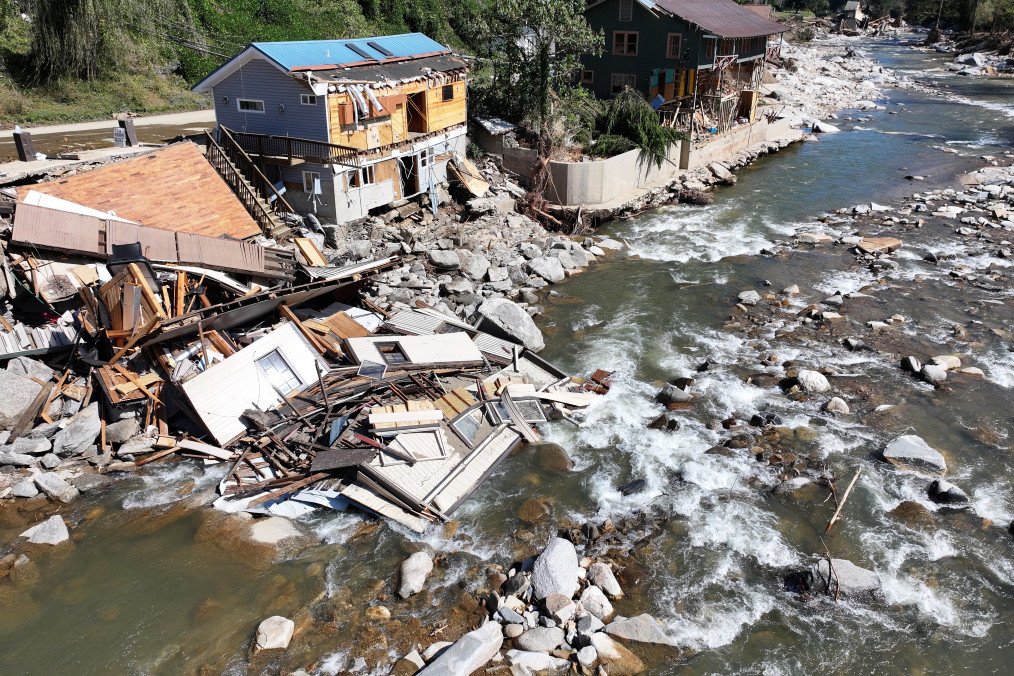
<box><xmin>581</xmin><ymin>69</ymin><xmax>594</xmax><ymax>85</ymax></box>
<box><xmin>348</xmin><ymin>164</ymin><xmax>376</xmax><ymax>189</ymax></box>
<box><xmin>300</xmin><ymin>94</ymin><xmax>318</xmax><ymax>106</ymax></box>
<box><xmin>618</xmin><ymin>0</ymin><xmax>633</xmax><ymax>21</ymax></box>
<box><xmin>612</xmin><ymin>31</ymin><xmax>638</xmax><ymax>56</ymax></box>
<box><xmin>374</xmin><ymin>341</ymin><xmax>408</xmax><ymax>365</ymax></box>
<box><xmin>237</xmin><ymin>98</ymin><xmax>264</xmax><ymax>113</ymax></box>
<box><xmin>302</xmin><ymin>171</ymin><xmax>321</xmax><ymax>193</ymax></box>
<box><xmin>442</xmin><ymin>84</ymin><xmax>454</xmax><ymax>102</ymax></box>
<box><xmin>256</xmin><ymin>349</ymin><xmax>302</xmax><ymax>395</ymax></box>
<box><xmin>452</xmin><ymin>407</ymin><xmax>486</xmax><ymax>446</ymax></box>
<box><xmin>667</xmin><ymin>33</ymin><xmax>683</xmax><ymax>60</ymax></box>
<box><xmin>610</xmin><ymin>73</ymin><xmax>637</xmax><ymax>95</ymax></box>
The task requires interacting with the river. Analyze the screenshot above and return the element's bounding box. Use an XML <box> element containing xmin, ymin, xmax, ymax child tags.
<box><xmin>0</xmin><ymin>36</ymin><xmax>1011</xmax><ymax>675</ymax></box>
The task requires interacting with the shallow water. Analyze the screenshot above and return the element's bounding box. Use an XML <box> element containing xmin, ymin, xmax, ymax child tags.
<box><xmin>1</xmin><ymin>37</ymin><xmax>1012</xmax><ymax>674</ymax></box>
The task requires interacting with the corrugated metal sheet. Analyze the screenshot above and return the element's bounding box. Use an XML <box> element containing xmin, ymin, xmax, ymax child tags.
<box><xmin>253</xmin><ymin>33</ymin><xmax>448</xmax><ymax>71</ymax></box>
<box><xmin>655</xmin><ymin>0</ymin><xmax>787</xmax><ymax>37</ymax></box>
<box><xmin>386</xmin><ymin>309</ymin><xmax>444</xmax><ymax>335</ymax></box>
<box><xmin>12</xmin><ymin>203</ymin><xmax>104</xmax><ymax>255</ymax></box>
<box><xmin>177</xmin><ymin>232</ymin><xmax>266</xmax><ymax>274</ymax></box>
<box><xmin>106</xmin><ymin>221</ymin><xmax>178</xmax><ymax>262</ymax></box>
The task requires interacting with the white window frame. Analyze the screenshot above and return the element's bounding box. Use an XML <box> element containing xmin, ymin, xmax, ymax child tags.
<box><xmin>236</xmin><ymin>98</ymin><xmax>264</xmax><ymax>113</ymax></box>
<box><xmin>349</xmin><ymin>164</ymin><xmax>376</xmax><ymax>189</ymax></box>
<box><xmin>302</xmin><ymin>170</ymin><xmax>321</xmax><ymax>193</ymax></box>
<box><xmin>610</xmin><ymin>73</ymin><xmax>637</xmax><ymax>95</ymax></box>
<box><xmin>256</xmin><ymin>349</ymin><xmax>303</xmax><ymax>396</ymax></box>
<box><xmin>667</xmin><ymin>33</ymin><xmax>683</xmax><ymax>60</ymax></box>
<box><xmin>300</xmin><ymin>94</ymin><xmax>318</xmax><ymax>106</ymax></box>
<box><xmin>619</xmin><ymin>0</ymin><xmax>633</xmax><ymax>22</ymax></box>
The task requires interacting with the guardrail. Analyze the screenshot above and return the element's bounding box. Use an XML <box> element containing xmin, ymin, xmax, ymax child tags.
<box><xmin>224</xmin><ymin>128</ymin><xmax>360</xmax><ymax>168</ymax></box>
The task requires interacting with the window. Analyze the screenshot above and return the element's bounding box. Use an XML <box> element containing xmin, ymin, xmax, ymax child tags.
<box><xmin>300</xmin><ymin>94</ymin><xmax>317</xmax><ymax>105</ymax></box>
<box><xmin>666</xmin><ymin>33</ymin><xmax>683</xmax><ymax>60</ymax></box>
<box><xmin>618</xmin><ymin>0</ymin><xmax>633</xmax><ymax>21</ymax></box>
<box><xmin>441</xmin><ymin>84</ymin><xmax>454</xmax><ymax>102</ymax></box>
<box><xmin>374</xmin><ymin>341</ymin><xmax>408</xmax><ymax>365</ymax></box>
<box><xmin>612</xmin><ymin>31</ymin><xmax>638</xmax><ymax>56</ymax></box>
<box><xmin>302</xmin><ymin>171</ymin><xmax>321</xmax><ymax>194</ymax></box>
<box><xmin>581</xmin><ymin>69</ymin><xmax>594</xmax><ymax>85</ymax></box>
<box><xmin>349</xmin><ymin>164</ymin><xmax>376</xmax><ymax>189</ymax></box>
<box><xmin>610</xmin><ymin>73</ymin><xmax>637</xmax><ymax>95</ymax></box>
<box><xmin>237</xmin><ymin>98</ymin><xmax>264</xmax><ymax>113</ymax></box>
<box><xmin>703</xmin><ymin>37</ymin><xmax>717</xmax><ymax>63</ymax></box>
<box><xmin>257</xmin><ymin>350</ymin><xmax>302</xmax><ymax>395</ymax></box>
<box><xmin>718</xmin><ymin>38</ymin><xmax>736</xmax><ymax>56</ymax></box>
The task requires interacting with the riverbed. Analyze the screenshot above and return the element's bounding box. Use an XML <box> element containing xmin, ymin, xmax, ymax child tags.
<box><xmin>0</xmin><ymin>36</ymin><xmax>1011</xmax><ymax>675</ymax></box>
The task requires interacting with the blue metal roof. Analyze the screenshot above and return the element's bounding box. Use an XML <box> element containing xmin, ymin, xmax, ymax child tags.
<box><xmin>252</xmin><ymin>33</ymin><xmax>448</xmax><ymax>71</ymax></box>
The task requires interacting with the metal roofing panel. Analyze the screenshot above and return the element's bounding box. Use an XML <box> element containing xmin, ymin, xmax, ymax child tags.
<box><xmin>253</xmin><ymin>33</ymin><xmax>448</xmax><ymax>71</ymax></box>
<box><xmin>176</xmin><ymin>232</ymin><xmax>266</xmax><ymax>275</ymax></box>
<box><xmin>654</xmin><ymin>0</ymin><xmax>787</xmax><ymax>38</ymax></box>
<box><xmin>12</xmin><ymin>203</ymin><xmax>103</xmax><ymax>255</ymax></box>
<box><xmin>106</xmin><ymin>221</ymin><xmax>178</xmax><ymax>262</ymax></box>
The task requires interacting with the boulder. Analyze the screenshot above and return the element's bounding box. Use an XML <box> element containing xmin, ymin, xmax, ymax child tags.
<box><xmin>796</xmin><ymin>369</ymin><xmax>831</xmax><ymax>393</ymax></box>
<box><xmin>427</xmin><ymin>250</ymin><xmax>461</xmax><ymax>271</ymax></box>
<box><xmin>605</xmin><ymin>614</ymin><xmax>677</xmax><ymax>647</ymax></box>
<box><xmin>823</xmin><ymin>397</ymin><xmax>850</xmax><ymax>414</ymax></box>
<box><xmin>513</xmin><ymin>626</ymin><xmax>565</xmax><ymax>653</ymax></box>
<box><xmin>927</xmin><ymin>479</ymin><xmax>969</xmax><ymax>505</ymax></box>
<box><xmin>11</xmin><ymin>479</ymin><xmax>39</xmax><ymax>498</ymax></box>
<box><xmin>34</xmin><ymin>472</ymin><xmax>79</xmax><ymax>503</ymax></box>
<box><xmin>580</xmin><ymin>585</ymin><xmax>614</xmax><ymax>620</ymax></box>
<box><xmin>544</xmin><ymin>593</ymin><xmax>577</xmax><ymax>624</ymax></box>
<box><xmin>0</xmin><ymin>370</ymin><xmax>44</xmax><ymax>431</ymax></box>
<box><xmin>477</xmin><ymin>297</ymin><xmax>545</xmax><ymax>352</ymax></box>
<box><xmin>505</xmin><ymin>649</ymin><xmax>570</xmax><ymax>672</ymax></box>
<box><xmin>6</xmin><ymin>357</ymin><xmax>54</xmax><ymax>383</ymax></box>
<box><xmin>527</xmin><ymin>257</ymin><xmax>566</xmax><ymax>283</ymax></box>
<box><xmin>900</xmin><ymin>356</ymin><xmax>922</xmax><ymax>373</ymax></box>
<box><xmin>0</xmin><ymin>451</ymin><xmax>37</xmax><ymax>467</ymax></box>
<box><xmin>9</xmin><ymin>437</ymin><xmax>51</xmax><ymax>455</ymax></box>
<box><xmin>708</xmin><ymin>162</ymin><xmax>734</xmax><ymax>182</ymax></box>
<box><xmin>248</xmin><ymin>516</ymin><xmax>302</xmax><ymax>544</ymax></box>
<box><xmin>536</xmin><ymin>443</ymin><xmax>574</xmax><ymax>472</ymax></box>
<box><xmin>812</xmin><ymin>121</ymin><xmax>840</xmax><ymax>133</ymax></box>
<box><xmin>930</xmin><ymin>355</ymin><xmax>962</xmax><ymax>371</ymax></box>
<box><xmin>590</xmin><ymin>633</ymin><xmax>646</xmax><ymax>675</ymax></box>
<box><xmin>882</xmin><ymin>435</ymin><xmax>947</xmax><ymax>475</ymax></box>
<box><xmin>51</xmin><ymin>402</ymin><xmax>101</xmax><ymax>456</ymax></box>
<box><xmin>597</xmin><ymin>238</ymin><xmax>624</xmax><ymax>251</ymax></box>
<box><xmin>808</xmin><ymin>558</ymin><xmax>881</xmax><ymax>597</ymax></box>
<box><xmin>655</xmin><ymin>383</ymin><xmax>692</xmax><ymax>405</ymax></box>
<box><xmin>856</xmin><ymin>237</ymin><xmax>903</xmax><ymax>254</ymax></box>
<box><xmin>737</xmin><ymin>290</ymin><xmax>761</xmax><ymax>306</ymax></box>
<box><xmin>255</xmin><ymin>615</ymin><xmax>295</xmax><ymax>650</ymax></box>
<box><xmin>920</xmin><ymin>364</ymin><xmax>948</xmax><ymax>386</ymax></box>
<box><xmin>531</xmin><ymin>537</ymin><xmax>579</xmax><ymax>600</ymax></box>
<box><xmin>588</xmin><ymin>562</ymin><xmax>623</xmax><ymax>599</ymax></box>
<box><xmin>459</xmin><ymin>251</ymin><xmax>491</xmax><ymax>281</ymax></box>
<box><xmin>419</xmin><ymin>621</ymin><xmax>503</xmax><ymax>675</ymax></box>
<box><xmin>577</xmin><ymin>645</ymin><xmax>598</xmax><ymax>669</ymax></box>
<box><xmin>104</xmin><ymin>418</ymin><xmax>140</xmax><ymax>444</ymax></box>
<box><xmin>20</xmin><ymin>514</ymin><xmax>70</xmax><ymax>545</ymax></box>
<box><xmin>398</xmin><ymin>551</ymin><xmax>434</xmax><ymax>598</ymax></box>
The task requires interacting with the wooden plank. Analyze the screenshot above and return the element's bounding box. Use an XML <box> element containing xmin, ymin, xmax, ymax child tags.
<box><xmin>113</xmin><ymin>372</ymin><xmax>161</xmax><ymax>395</ymax></box>
<box><xmin>111</xmin><ymin>363</ymin><xmax>162</xmax><ymax>403</ymax></box>
<box><xmin>368</xmin><ymin>409</ymin><xmax>443</xmax><ymax>425</ymax></box>
<box><xmin>107</xmin><ymin>315</ymin><xmax>160</xmax><ymax>364</ymax></box>
<box><xmin>278</xmin><ymin>303</ymin><xmax>330</xmax><ymax>355</ymax></box>
<box><xmin>128</xmin><ymin>263</ymin><xmax>167</xmax><ymax>319</ymax></box>
<box><xmin>294</xmin><ymin>238</ymin><xmax>328</xmax><ymax>267</ymax></box>
<box><xmin>177</xmin><ymin>439</ymin><xmax>233</xmax><ymax>460</ymax></box>
<box><xmin>323</xmin><ymin>311</ymin><xmax>369</xmax><ymax>339</ymax></box>
<box><xmin>175</xmin><ymin>271</ymin><xmax>187</xmax><ymax>317</ymax></box>
<box><xmin>7</xmin><ymin>382</ymin><xmax>54</xmax><ymax>442</ymax></box>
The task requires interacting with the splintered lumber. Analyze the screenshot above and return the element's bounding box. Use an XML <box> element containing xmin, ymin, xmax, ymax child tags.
<box><xmin>278</xmin><ymin>303</ymin><xmax>330</xmax><ymax>356</ymax></box>
<box><xmin>534</xmin><ymin>390</ymin><xmax>597</xmax><ymax>407</ymax></box>
<box><xmin>113</xmin><ymin>372</ymin><xmax>161</xmax><ymax>396</ymax></box>
<box><xmin>128</xmin><ymin>263</ymin><xmax>167</xmax><ymax>319</ymax></box>
<box><xmin>175</xmin><ymin>271</ymin><xmax>187</xmax><ymax>317</ymax></box>
<box><xmin>176</xmin><ymin>439</ymin><xmax>234</xmax><ymax>461</ymax></box>
<box><xmin>294</xmin><ymin>238</ymin><xmax>329</xmax><ymax>267</ymax></box>
<box><xmin>111</xmin><ymin>363</ymin><xmax>161</xmax><ymax>403</ymax></box>
<box><xmin>247</xmin><ymin>472</ymin><xmax>329</xmax><ymax>507</ymax></box>
<box><xmin>323</xmin><ymin>311</ymin><xmax>369</xmax><ymax>339</ymax></box>
<box><xmin>433</xmin><ymin>387</ymin><xmax>477</xmax><ymax>420</ymax></box>
<box><xmin>7</xmin><ymin>382</ymin><xmax>54</xmax><ymax>442</ymax></box>
<box><xmin>135</xmin><ymin>446</ymin><xmax>181</xmax><ymax>466</ymax></box>
<box><xmin>107</xmin><ymin>315</ymin><xmax>160</xmax><ymax>364</ymax></box>
<box><xmin>825</xmin><ymin>468</ymin><xmax>862</xmax><ymax>533</ymax></box>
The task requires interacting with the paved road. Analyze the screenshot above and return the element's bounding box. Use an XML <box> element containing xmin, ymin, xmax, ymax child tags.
<box><xmin>8</xmin><ymin>109</ymin><xmax>215</xmax><ymax>136</ymax></box>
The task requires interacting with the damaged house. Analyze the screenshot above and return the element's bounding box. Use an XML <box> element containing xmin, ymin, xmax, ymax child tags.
<box><xmin>581</xmin><ymin>0</ymin><xmax>785</xmax><ymax>132</ymax></box>
<box><xmin>193</xmin><ymin>33</ymin><xmax>469</xmax><ymax>224</ymax></box>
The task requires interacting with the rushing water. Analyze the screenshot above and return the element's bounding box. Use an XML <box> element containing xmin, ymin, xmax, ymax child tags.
<box><xmin>1</xmin><ymin>37</ymin><xmax>1012</xmax><ymax>675</ymax></box>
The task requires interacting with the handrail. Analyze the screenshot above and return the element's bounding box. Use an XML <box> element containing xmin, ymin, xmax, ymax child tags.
<box><xmin>205</xmin><ymin>134</ymin><xmax>280</xmax><ymax>236</ymax></box>
<box><xmin>217</xmin><ymin>127</ymin><xmax>297</xmax><ymax>214</ymax></box>
<box><xmin>223</xmin><ymin>128</ymin><xmax>360</xmax><ymax>168</ymax></box>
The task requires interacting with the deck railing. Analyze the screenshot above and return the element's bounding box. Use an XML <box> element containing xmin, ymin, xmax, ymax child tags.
<box><xmin>223</xmin><ymin>128</ymin><xmax>360</xmax><ymax>168</ymax></box>
<box><xmin>205</xmin><ymin>134</ymin><xmax>284</xmax><ymax>236</ymax></box>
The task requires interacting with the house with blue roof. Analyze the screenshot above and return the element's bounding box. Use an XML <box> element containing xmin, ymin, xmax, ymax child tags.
<box><xmin>193</xmin><ymin>33</ymin><xmax>469</xmax><ymax>223</ymax></box>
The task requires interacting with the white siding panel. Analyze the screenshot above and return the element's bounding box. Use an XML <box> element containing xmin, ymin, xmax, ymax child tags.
<box><xmin>346</xmin><ymin>332</ymin><xmax>483</xmax><ymax>365</ymax></box>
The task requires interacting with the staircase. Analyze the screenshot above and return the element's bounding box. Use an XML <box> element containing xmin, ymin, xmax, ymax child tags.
<box><xmin>205</xmin><ymin>128</ymin><xmax>296</xmax><ymax>239</ymax></box>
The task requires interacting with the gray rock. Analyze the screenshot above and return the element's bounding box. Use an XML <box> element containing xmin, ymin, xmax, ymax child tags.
<box><xmin>443</xmin><ymin>277</ymin><xmax>475</xmax><ymax>296</ymax></box>
<box><xmin>40</xmin><ymin>453</ymin><xmax>61</xmax><ymax>470</ymax></box>
<box><xmin>52</xmin><ymin>402</ymin><xmax>101</xmax><ymax>456</ymax></box>
<box><xmin>813</xmin><ymin>121</ymin><xmax>840</xmax><ymax>133</ymax></box>
<box><xmin>20</xmin><ymin>514</ymin><xmax>70</xmax><ymax>545</ymax></box>
<box><xmin>9</xmin><ymin>437</ymin><xmax>51</xmax><ymax>455</ymax></box>
<box><xmin>350</xmin><ymin>240</ymin><xmax>373</xmax><ymax>259</ymax></box>
<box><xmin>104</xmin><ymin>418</ymin><xmax>140</xmax><ymax>445</ymax></box>
<box><xmin>737</xmin><ymin>289</ymin><xmax>761</xmax><ymax>305</ymax></box>
<box><xmin>900</xmin><ymin>356</ymin><xmax>922</xmax><ymax>373</ymax></box>
<box><xmin>11</xmin><ymin>479</ymin><xmax>39</xmax><ymax>498</ymax></box>
<box><xmin>398</xmin><ymin>551</ymin><xmax>434</xmax><ymax>598</ymax></box>
<box><xmin>588</xmin><ymin>562</ymin><xmax>623</xmax><ymax>599</ymax></box>
<box><xmin>505</xmin><ymin>649</ymin><xmax>570</xmax><ymax>672</ymax></box>
<box><xmin>527</xmin><ymin>257</ymin><xmax>566</xmax><ymax>283</ymax></box>
<box><xmin>34</xmin><ymin>472</ymin><xmax>79</xmax><ymax>503</ymax></box>
<box><xmin>882</xmin><ymin>435</ymin><xmax>947</xmax><ymax>475</ymax></box>
<box><xmin>544</xmin><ymin>593</ymin><xmax>577</xmax><ymax>624</ymax></box>
<box><xmin>577</xmin><ymin>645</ymin><xmax>598</xmax><ymax>669</ymax></box>
<box><xmin>459</xmin><ymin>251</ymin><xmax>491</xmax><ymax>281</ymax></box>
<box><xmin>0</xmin><ymin>370</ymin><xmax>44</xmax><ymax>431</ymax></box>
<box><xmin>513</xmin><ymin>626</ymin><xmax>565</xmax><ymax>652</ymax></box>
<box><xmin>487</xmin><ymin>266</ymin><xmax>510</xmax><ymax>283</ymax></box>
<box><xmin>709</xmin><ymin>162</ymin><xmax>734</xmax><ymax>181</ymax></box>
<box><xmin>823</xmin><ymin>397</ymin><xmax>850</xmax><ymax>414</ymax></box>
<box><xmin>580</xmin><ymin>585</ymin><xmax>613</xmax><ymax>620</ymax></box>
<box><xmin>656</xmin><ymin>383</ymin><xmax>692</xmax><ymax>405</ymax></box>
<box><xmin>796</xmin><ymin>369</ymin><xmax>831</xmax><ymax>393</ymax></box>
<box><xmin>427</xmin><ymin>249</ymin><xmax>461</xmax><ymax>270</ymax></box>
<box><xmin>928</xmin><ymin>479</ymin><xmax>969</xmax><ymax>505</ymax></box>
<box><xmin>477</xmin><ymin>297</ymin><xmax>545</xmax><ymax>352</ymax></box>
<box><xmin>576</xmin><ymin>612</ymin><xmax>604</xmax><ymax>635</ymax></box>
<box><xmin>6</xmin><ymin>357</ymin><xmax>54</xmax><ymax>383</ymax></box>
<box><xmin>519</xmin><ymin>242</ymin><xmax>542</xmax><ymax>260</ymax></box>
<box><xmin>605</xmin><ymin>614</ymin><xmax>677</xmax><ymax>647</ymax></box>
<box><xmin>0</xmin><ymin>451</ymin><xmax>37</xmax><ymax>467</ymax></box>
<box><xmin>255</xmin><ymin>615</ymin><xmax>295</xmax><ymax>650</ymax></box>
<box><xmin>504</xmin><ymin>623</ymin><xmax>524</xmax><ymax>639</ymax></box>
<box><xmin>531</xmin><ymin>537</ymin><xmax>579</xmax><ymax>600</ymax></box>
<box><xmin>809</xmin><ymin>558</ymin><xmax>881</xmax><ymax>597</ymax></box>
<box><xmin>418</xmin><ymin>621</ymin><xmax>503</xmax><ymax>676</ymax></box>
<box><xmin>597</xmin><ymin>238</ymin><xmax>624</xmax><ymax>251</ymax></box>
<box><xmin>930</xmin><ymin>354</ymin><xmax>962</xmax><ymax>371</ymax></box>
<box><xmin>497</xmin><ymin>606</ymin><xmax>525</xmax><ymax>625</ymax></box>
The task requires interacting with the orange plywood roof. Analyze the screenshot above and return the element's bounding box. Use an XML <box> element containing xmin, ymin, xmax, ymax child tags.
<box><xmin>22</xmin><ymin>142</ymin><xmax>261</xmax><ymax>240</ymax></box>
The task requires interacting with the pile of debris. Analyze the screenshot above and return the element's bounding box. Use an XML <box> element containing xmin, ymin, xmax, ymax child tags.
<box><xmin>0</xmin><ymin>154</ymin><xmax>609</xmax><ymax>529</ymax></box>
